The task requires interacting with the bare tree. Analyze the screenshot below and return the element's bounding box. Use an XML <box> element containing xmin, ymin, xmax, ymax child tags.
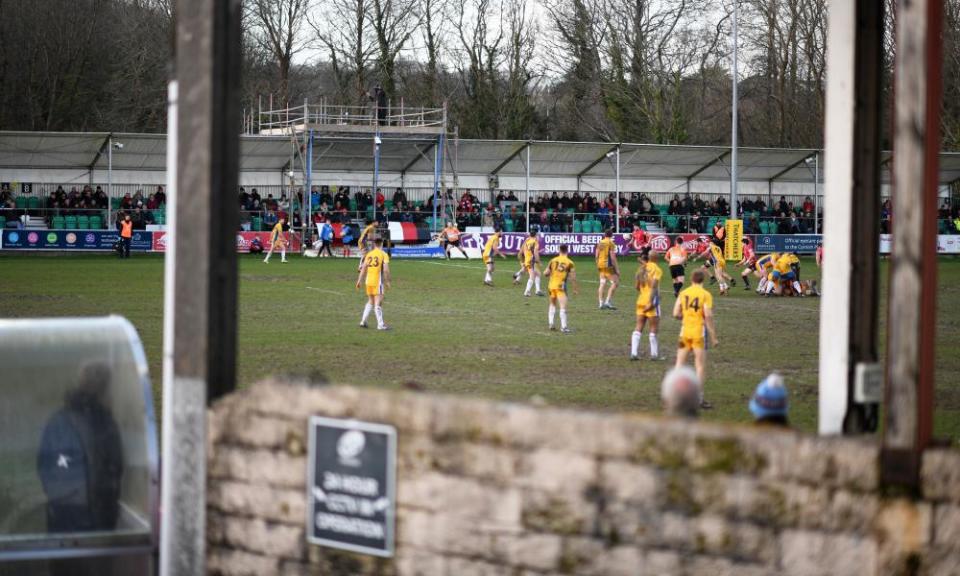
<box><xmin>451</xmin><ymin>0</ymin><xmax>504</xmax><ymax>137</ymax></box>
<box><xmin>369</xmin><ymin>0</ymin><xmax>421</xmax><ymax>98</ymax></box>
<box><xmin>502</xmin><ymin>0</ymin><xmax>539</xmax><ymax>138</ymax></box>
<box><xmin>247</xmin><ymin>0</ymin><xmax>310</xmax><ymax>105</ymax></box>
<box><xmin>418</xmin><ymin>0</ymin><xmax>449</xmax><ymax>104</ymax></box>
<box><xmin>311</xmin><ymin>0</ymin><xmax>375</xmax><ymax>103</ymax></box>
<box><xmin>543</xmin><ymin>0</ymin><xmax>611</xmax><ymax>139</ymax></box>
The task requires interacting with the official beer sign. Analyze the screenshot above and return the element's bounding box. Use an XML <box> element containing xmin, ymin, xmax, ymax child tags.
<box><xmin>307</xmin><ymin>417</ymin><xmax>397</xmax><ymax>557</ymax></box>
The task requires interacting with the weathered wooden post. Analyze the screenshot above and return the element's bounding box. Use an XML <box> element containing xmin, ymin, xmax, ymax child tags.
<box><xmin>882</xmin><ymin>0</ymin><xmax>943</xmax><ymax>489</ymax></box>
<box><xmin>818</xmin><ymin>0</ymin><xmax>884</xmax><ymax>435</ymax></box>
<box><xmin>160</xmin><ymin>0</ymin><xmax>242</xmax><ymax>573</ymax></box>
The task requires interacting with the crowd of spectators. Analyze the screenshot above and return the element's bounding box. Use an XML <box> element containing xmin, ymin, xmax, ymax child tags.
<box><xmin>0</xmin><ymin>184</ymin><xmax>171</xmax><ymax>230</ymax></box>
<box><xmin>6</xmin><ymin>180</ymin><xmax>960</xmax><ymax>237</ymax></box>
<box><xmin>239</xmin><ymin>187</ymin><xmax>303</xmax><ymax>231</ymax></box>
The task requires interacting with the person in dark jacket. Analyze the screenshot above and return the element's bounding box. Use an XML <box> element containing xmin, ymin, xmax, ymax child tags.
<box><xmin>37</xmin><ymin>362</ymin><xmax>124</xmax><ymax>533</ymax></box>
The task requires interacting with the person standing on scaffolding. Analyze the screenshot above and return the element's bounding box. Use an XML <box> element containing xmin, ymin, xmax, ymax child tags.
<box><xmin>368</xmin><ymin>84</ymin><xmax>388</xmax><ymax>126</ymax></box>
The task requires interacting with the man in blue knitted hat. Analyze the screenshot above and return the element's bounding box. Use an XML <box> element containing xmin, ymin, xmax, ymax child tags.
<box><xmin>749</xmin><ymin>373</ymin><xmax>789</xmax><ymax>427</ymax></box>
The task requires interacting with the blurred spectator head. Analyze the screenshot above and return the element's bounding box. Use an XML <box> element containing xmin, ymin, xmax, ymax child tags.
<box><xmin>749</xmin><ymin>373</ymin><xmax>789</xmax><ymax>426</ymax></box>
<box><xmin>661</xmin><ymin>367</ymin><xmax>702</xmax><ymax>418</ymax></box>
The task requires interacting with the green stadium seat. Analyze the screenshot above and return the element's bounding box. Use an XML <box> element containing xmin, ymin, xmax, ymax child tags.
<box><xmin>76</xmin><ymin>215</ymin><xmax>90</xmax><ymax>230</ymax></box>
<box><xmin>593</xmin><ymin>220</ymin><xmax>603</xmax><ymax>233</ymax></box>
<box><xmin>15</xmin><ymin>197</ymin><xmax>27</xmax><ymax>209</ymax></box>
<box><xmin>27</xmin><ymin>197</ymin><xmax>40</xmax><ymax>210</ymax></box>
<box><xmin>65</xmin><ymin>216</ymin><xmax>77</xmax><ymax>229</ymax></box>
<box><xmin>252</xmin><ymin>217</ymin><xmax>262</xmax><ymax>232</ymax></box>
<box><xmin>504</xmin><ymin>219</ymin><xmax>515</xmax><ymax>232</ymax></box>
<box><xmin>90</xmin><ymin>216</ymin><xmax>103</xmax><ymax>229</ymax></box>
<box><xmin>572</xmin><ymin>220</ymin><xmax>582</xmax><ymax>233</ymax></box>
<box><xmin>52</xmin><ymin>217</ymin><xmax>65</xmax><ymax>230</ymax></box>
<box><xmin>111</xmin><ymin>197</ymin><xmax>122</xmax><ymax>209</ymax></box>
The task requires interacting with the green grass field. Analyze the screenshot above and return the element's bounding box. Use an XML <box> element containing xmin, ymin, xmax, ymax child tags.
<box><xmin>1</xmin><ymin>252</ymin><xmax>958</xmax><ymax>438</ymax></box>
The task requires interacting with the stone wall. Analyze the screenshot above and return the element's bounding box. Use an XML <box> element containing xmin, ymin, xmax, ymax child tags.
<box><xmin>206</xmin><ymin>380</ymin><xmax>960</xmax><ymax>575</ymax></box>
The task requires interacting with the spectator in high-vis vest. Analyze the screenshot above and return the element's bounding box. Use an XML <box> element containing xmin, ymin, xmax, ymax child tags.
<box><xmin>119</xmin><ymin>214</ymin><xmax>133</xmax><ymax>258</ymax></box>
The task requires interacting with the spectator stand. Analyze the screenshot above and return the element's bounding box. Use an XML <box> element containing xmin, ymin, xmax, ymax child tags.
<box><xmin>3</xmin><ymin>132</ymin><xmax>960</xmax><ymax>240</ymax></box>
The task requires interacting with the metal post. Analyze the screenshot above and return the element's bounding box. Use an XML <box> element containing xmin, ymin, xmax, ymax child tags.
<box><xmin>160</xmin><ymin>0</ymin><xmax>242</xmax><ymax>574</ymax></box>
<box><xmin>432</xmin><ymin>134</ymin><xmax>441</xmax><ymax>233</ymax></box>
<box><xmin>108</xmin><ymin>136</ymin><xmax>113</xmax><ymax>227</ymax></box>
<box><xmin>525</xmin><ymin>143</ymin><xmax>531</xmax><ymax>233</ymax></box>
<box><xmin>615</xmin><ymin>145</ymin><xmax>621</xmax><ymax>233</ymax></box>
<box><xmin>372</xmin><ymin>132</ymin><xmax>381</xmax><ymax>224</ymax></box>
<box><xmin>306</xmin><ymin>129</ymin><xmax>313</xmax><ymax>246</ymax></box>
<box><xmin>730</xmin><ymin>0</ymin><xmax>739</xmax><ymax>220</ymax></box>
<box><xmin>883</xmin><ymin>0</ymin><xmax>942</xmax><ymax>489</ymax></box>
<box><xmin>814</xmin><ymin>153</ymin><xmax>819</xmax><ymax>234</ymax></box>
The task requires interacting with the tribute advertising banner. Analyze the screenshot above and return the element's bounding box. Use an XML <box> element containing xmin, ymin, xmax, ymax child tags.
<box><xmin>307</xmin><ymin>417</ymin><xmax>396</xmax><ymax>558</ymax></box>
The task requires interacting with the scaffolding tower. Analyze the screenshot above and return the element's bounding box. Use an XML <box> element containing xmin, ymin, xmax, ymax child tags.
<box><xmin>252</xmin><ymin>99</ymin><xmax>454</xmax><ymax>245</ymax></box>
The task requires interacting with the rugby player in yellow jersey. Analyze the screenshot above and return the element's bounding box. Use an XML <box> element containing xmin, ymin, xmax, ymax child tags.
<box><xmin>358</xmin><ymin>219</ymin><xmax>377</xmax><ymax>253</ymax></box>
<box><xmin>544</xmin><ymin>244</ymin><xmax>578</xmax><ymax>333</ymax></box>
<box><xmin>631</xmin><ymin>251</ymin><xmax>664</xmax><ymax>361</ymax></box>
<box><xmin>356</xmin><ymin>238</ymin><xmax>392</xmax><ymax>330</ymax></box>
<box><xmin>513</xmin><ymin>229</ymin><xmax>544</xmax><ymax>297</ymax></box>
<box><xmin>673</xmin><ymin>269</ymin><xmax>719</xmax><ymax>409</ymax></box>
<box><xmin>357</xmin><ymin>219</ymin><xmax>377</xmax><ymax>269</ymax></box>
<box><xmin>482</xmin><ymin>227</ymin><xmax>506</xmax><ymax>286</ymax></box>
<box><xmin>700</xmin><ymin>241</ymin><xmax>735</xmax><ymax>294</ymax></box>
<box><xmin>263</xmin><ymin>217</ymin><xmax>288</xmax><ymax>263</ymax></box>
<box><xmin>754</xmin><ymin>251</ymin><xmax>779</xmax><ymax>294</ymax></box>
<box><xmin>764</xmin><ymin>252</ymin><xmax>802</xmax><ymax>296</ymax></box>
<box><xmin>595</xmin><ymin>229</ymin><xmax>621</xmax><ymax>310</ymax></box>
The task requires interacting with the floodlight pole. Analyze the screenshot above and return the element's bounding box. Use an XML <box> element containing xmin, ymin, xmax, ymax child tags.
<box><xmin>432</xmin><ymin>135</ymin><xmax>441</xmax><ymax>233</ymax></box>
<box><xmin>160</xmin><ymin>0</ymin><xmax>242</xmax><ymax>574</ymax></box>
<box><xmin>730</xmin><ymin>0</ymin><xmax>739</xmax><ymax>220</ymax></box>
<box><xmin>372</xmin><ymin>131</ymin><xmax>381</xmax><ymax>224</ymax></box>
<box><xmin>615</xmin><ymin>145</ymin><xmax>621</xmax><ymax>233</ymax></box>
<box><xmin>306</xmin><ymin>130</ymin><xmax>313</xmax><ymax>245</ymax></box>
<box><xmin>108</xmin><ymin>136</ymin><xmax>114</xmax><ymax>226</ymax></box>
